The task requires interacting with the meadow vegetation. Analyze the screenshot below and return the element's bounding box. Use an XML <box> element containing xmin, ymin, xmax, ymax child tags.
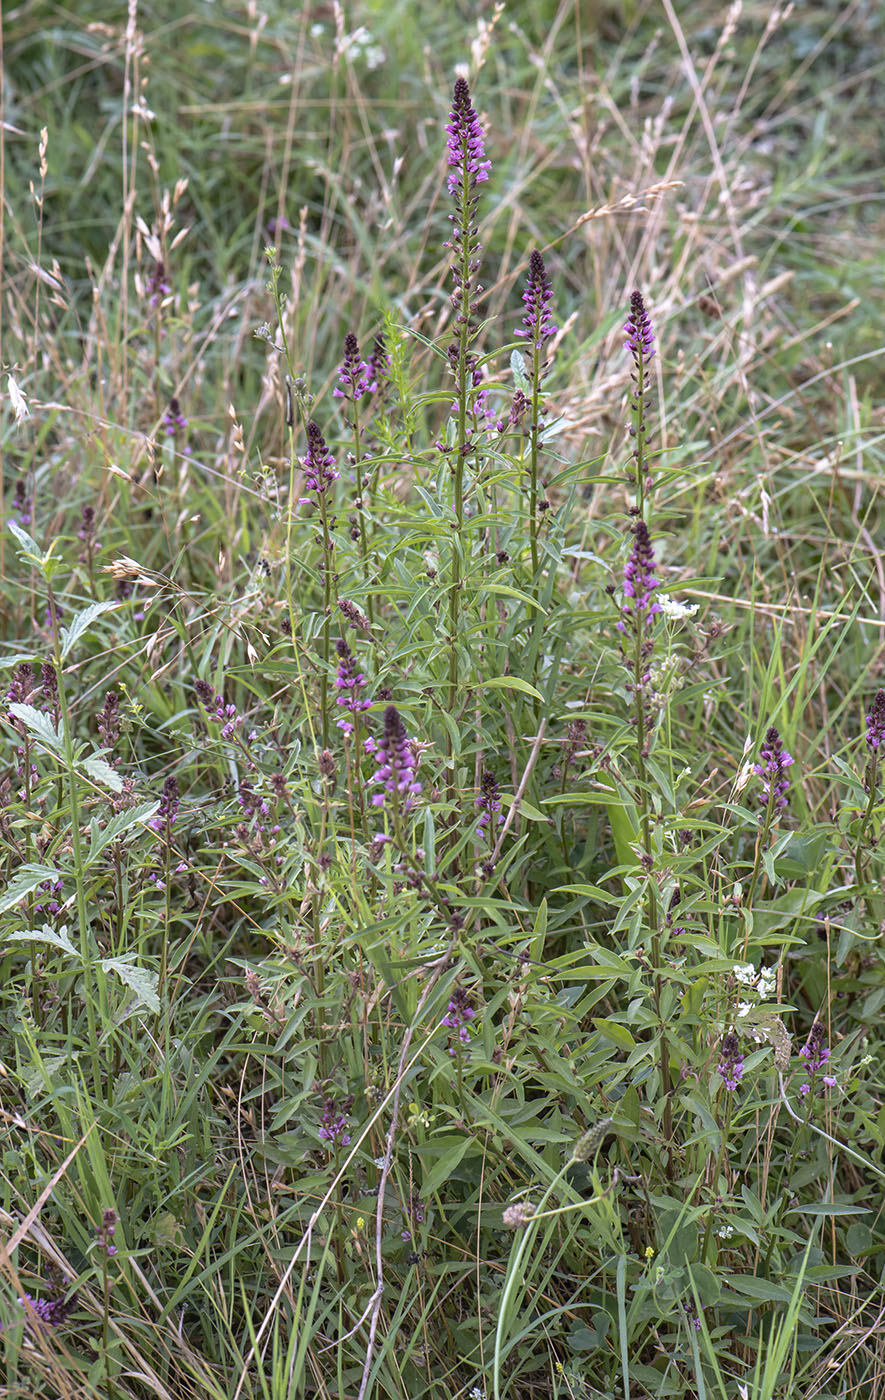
<box><xmin>1</xmin><ymin>2</ymin><xmax>884</xmax><ymax>1397</ymax></box>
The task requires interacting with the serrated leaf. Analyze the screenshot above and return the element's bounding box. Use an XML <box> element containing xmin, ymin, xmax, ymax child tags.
<box><xmin>87</xmin><ymin>801</ymin><xmax>160</xmax><ymax>865</ymax></box>
<box><xmin>3</xmin><ymin>924</ymin><xmax>78</xmax><ymax>957</ymax></box>
<box><xmin>0</xmin><ymin>864</ymin><xmax>61</xmax><ymax>914</ymax></box>
<box><xmin>79</xmin><ymin>754</ymin><xmax>124</xmax><ymax>792</ymax></box>
<box><xmin>60</xmin><ymin>601</ymin><xmax>118</xmax><ymax>659</ymax></box>
<box><xmin>7</xmin><ymin>703</ymin><xmax>64</xmax><ymax>753</ymax></box>
<box><xmin>101</xmin><ymin>957</ymin><xmax>160</xmax><ymax>1013</ymax></box>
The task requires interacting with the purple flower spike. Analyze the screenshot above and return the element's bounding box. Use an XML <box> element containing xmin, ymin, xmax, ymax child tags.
<box><xmin>96</xmin><ymin>1208</ymin><xmax>119</xmax><ymax>1257</ymax></box>
<box><xmin>865</xmin><ymin>690</ymin><xmax>885</xmax><ymax>752</ymax></box>
<box><xmin>619</xmin><ymin>519</ymin><xmax>660</xmax><ymax>632</ymax></box>
<box><xmin>364</xmin><ymin>334</ymin><xmax>390</xmax><ymax>394</ymax></box>
<box><xmin>446</xmin><ymin>77</ymin><xmax>491</xmax><ymax>196</ymax></box>
<box><xmin>799</xmin><ymin>1022</ymin><xmax>831</xmax><ymax>1073</ymax></box>
<box><xmin>515</xmin><ymin>249</ymin><xmax>557</xmax><ymax>346</ymax></box>
<box><xmin>754</xmin><ymin>726</ymin><xmax>794</xmax><ymax>810</ymax></box>
<box><xmin>476</xmin><ymin>768</ymin><xmax>503</xmax><ymax>828</ymax></box>
<box><xmin>441</xmin><ymin>984</ymin><xmax>477</xmax><ymax>1054</ymax></box>
<box><xmin>371</xmin><ymin>705</ymin><xmax>421</xmax><ymax>810</ymax></box>
<box><xmin>624</xmin><ymin>289</ymin><xmax>656</xmax><ymax>365</ymax></box>
<box><xmin>302</xmin><ymin>419</ymin><xmax>339</xmax><ymax>499</ymax></box>
<box><xmin>318</xmin><ymin>1096</ymin><xmax>352</xmax><ymax>1148</ymax></box>
<box><xmin>717</xmin><ymin>1030</ymin><xmax>744</xmax><ymax>1091</ymax></box>
<box><xmin>333</xmin><ymin>332</ymin><xmax>370</xmax><ymax>402</ymax></box>
<box><xmin>334</xmin><ymin>637</ymin><xmax>372</xmax><ymax>737</ymax></box>
<box><xmin>162</xmin><ymin>396</ymin><xmax>188</xmax><ymax>437</ymax></box>
<box><xmin>149</xmin><ymin>774</ymin><xmax>180</xmax><ymax>834</ymax></box>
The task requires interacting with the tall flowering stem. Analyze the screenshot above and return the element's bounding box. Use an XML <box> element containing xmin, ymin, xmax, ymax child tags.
<box><xmin>856</xmin><ymin>689</ymin><xmax>885</xmax><ymax>904</ymax></box>
<box><xmin>444</xmin><ymin>77</ymin><xmax>489</xmax><ymax>795</ymax></box>
<box><xmin>624</xmin><ymin>290</ymin><xmax>656</xmax><ymax>517</ymax></box>
<box><xmin>515</xmin><ymin>249</ymin><xmax>557</xmax><ymax>582</ymax></box>
<box><xmin>334</xmin><ymin>331</ymin><xmax>375</xmax><ymax>624</ymax></box>
<box><xmin>617</xmin><ymin>516</ymin><xmax>672</xmax><ymax>1161</ymax></box>
<box><xmin>301</xmin><ymin>418</ymin><xmax>339</xmax><ymax>746</ymax></box>
<box><xmin>742</xmin><ymin>724</ymin><xmax>794</xmax><ymax>955</ymax></box>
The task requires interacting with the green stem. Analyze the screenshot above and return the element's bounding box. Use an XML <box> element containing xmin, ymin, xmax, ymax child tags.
<box><xmin>47</xmin><ymin>583</ymin><xmax>101</xmax><ymax>1093</ymax></box>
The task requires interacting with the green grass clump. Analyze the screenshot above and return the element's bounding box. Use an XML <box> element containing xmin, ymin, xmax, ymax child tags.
<box><xmin>1</xmin><ymin>3</ymin><xmax>884</xmax><ymax>1399</ymax></box>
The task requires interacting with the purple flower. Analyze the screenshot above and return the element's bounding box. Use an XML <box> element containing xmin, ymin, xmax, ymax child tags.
<box><xmin>334</xmin><ymin>637</ymin><xmax>372</xmax><ymax>737</ymax></box>
<box><xmin>497</xmin><ymin>388</ymin><xmax>529</xmax><ymax>435</ymax></box>
<box><xmin>442</xmin><ymin>984</ymin><xmax>477</xmax><ymax>1053</ymax></box>
<box><xmin>445</xmin><ymin>77</ymin><xmax>491</xmax><ymax>197</ymax></box>
<box><xmin>318</xmin><ymin>1096</ymin><xmax>352</xmax><ymax>1148</ymax></box>
<box><xmin>371</xmin><ymin>705</ymin><xmax>421</xmax><ymax>809</ymax></box>
<box><xmin>619</xmin><ymin>519</ymin><xmax>660</xmax><ymax>632</ymax></box>
<box><xmin>623</xmin><ymin>289</ymin><xmax>656</xmax><ymax>365</ymax></box>
<box><xmin>475</xmin><ymin>768</ymin><xmax>503</xmax><ymax>828</ymax></box>
<box><xmin>13</xmin><ymin>1289</ymin><xmax>76</xmax><ymax>1328</ymax></box>
<box><xmin>515</xmin><ymin>250</ymin><xmax>557</xmax><ymax>347</ymax></box>
<box><xmin>96</xmin><ymin>1208</ymin><xmax>118</xmax><ymax>1257</ymax></box>
<box><xmin>11</xmin><ymin>478</ymin><xmax>32</xmax><ymax>526</ymax></box>
<box><xmin>754</xmin><ymin>725</ymin><xmax>794</xmax><ymax>810</ymax></box>
<box><xmin>97</xmin><ymin>690</ymin><xmax>121</xmax><ymax>748</ymax></box>
<box><xmin>333</xmin><ymin>332</ymin><xmax>370</xmax><ymax>402</ymax></box>
<box><xmin>799</xmin><ymin>1022</ymin><xmax>831</xmax><ymax>1073</ymax></box>
<box><xmin>865</xmin><ymin>690</ymin><xmax>885</xmax><ymax>752</ymax></box>
<box><xmin>147</xmin><ymin>260</ymin><xmax>171</xmax><ymax>307</ymax></box>
<box><xmin>364</xmin><ymin>333</ymin><xmax>390</xmax><ymax>394</ymax></box>
<box><xmin>162</xmin><ymin>397</ymin><xmax>189</xmax><ymax>452</ymax></box>
<box><xmin>717</xmin><ymin>1030</ymin><xmax>744</xmax><ymax>1091</ymax></box>
<box><xmin>77</xmin><ymin>505</ymin><xmax>98</xmax><ymax>548</ymax></box>
<box><xmin>149</xmin><ymin>774</ymin><xmax>179</xmax><ymax>834</ymax></box>
<box><xmin>301</xmin><ymin>419</ymin><xmax>339</xmax><ymax>501</ymax></box>
<box><xmin>194</xmin><ymin>680</ymin><xmax>242</xmax><ymax>739</ymax></box>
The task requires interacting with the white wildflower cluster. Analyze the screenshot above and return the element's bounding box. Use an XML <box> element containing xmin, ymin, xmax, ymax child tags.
<box><xmin>733</xmin><ymin>961</ymin><xmax>777</xmax><ymax>1000</ymax></box>
<box><xmin>716</xmin><ymin>1223</ymin><xmax>734</xmax><ymax>1240</ymax></box>
<box><xmin>732</xmin><ymin>962</ymin><xmax>778</xmax><ymax>1042</ymax></box>
<box><xmin>657</xmin><ymin>593</ymin><xmax>699</xmax><ymax>621</ymax></box>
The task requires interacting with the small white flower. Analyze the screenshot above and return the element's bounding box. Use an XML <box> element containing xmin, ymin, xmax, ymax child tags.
<box><xmin>757</xmin><ymin>966</ymin><xmax>777</xmax><ymax>1000</ymax></box>
<box><xmin>716</xmin><ymin>1223</ymin><xmax>734</xmax><ymax>1239</ymax></box>
<box><xmin>658</xmin><ymin>593</ymin><xmax>699</xmax><ymax>621</ymax></box>
<box><xmin>732</xmin><ymin>962</ymin><xmax>755</xmax><ymax>986</ymax></box>
<box><xmin>470</xmin><ymin>1388</ymin><xmax>485</xmax><ymax>1400</ymax></box>
<box><xmin>736</xmin><ymin>1000</ymin><xmax>753</xmax><ymax>1019</ymax></box>
<box><xmin>6</xmin><ymin>374</ymin><xmax>30</xmax><ymax>424</ymax></box>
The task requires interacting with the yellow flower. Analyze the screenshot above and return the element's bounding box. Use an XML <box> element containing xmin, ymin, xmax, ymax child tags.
<box><xmin>644</xmin><ymin>1245</ymin><xmax>655</xmax><ymax>1259</ymax></box>
<box><xmin>356</xmin><ymin>1217</ymin><xmax>365</xmax><ymax>1230</ymax></box>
